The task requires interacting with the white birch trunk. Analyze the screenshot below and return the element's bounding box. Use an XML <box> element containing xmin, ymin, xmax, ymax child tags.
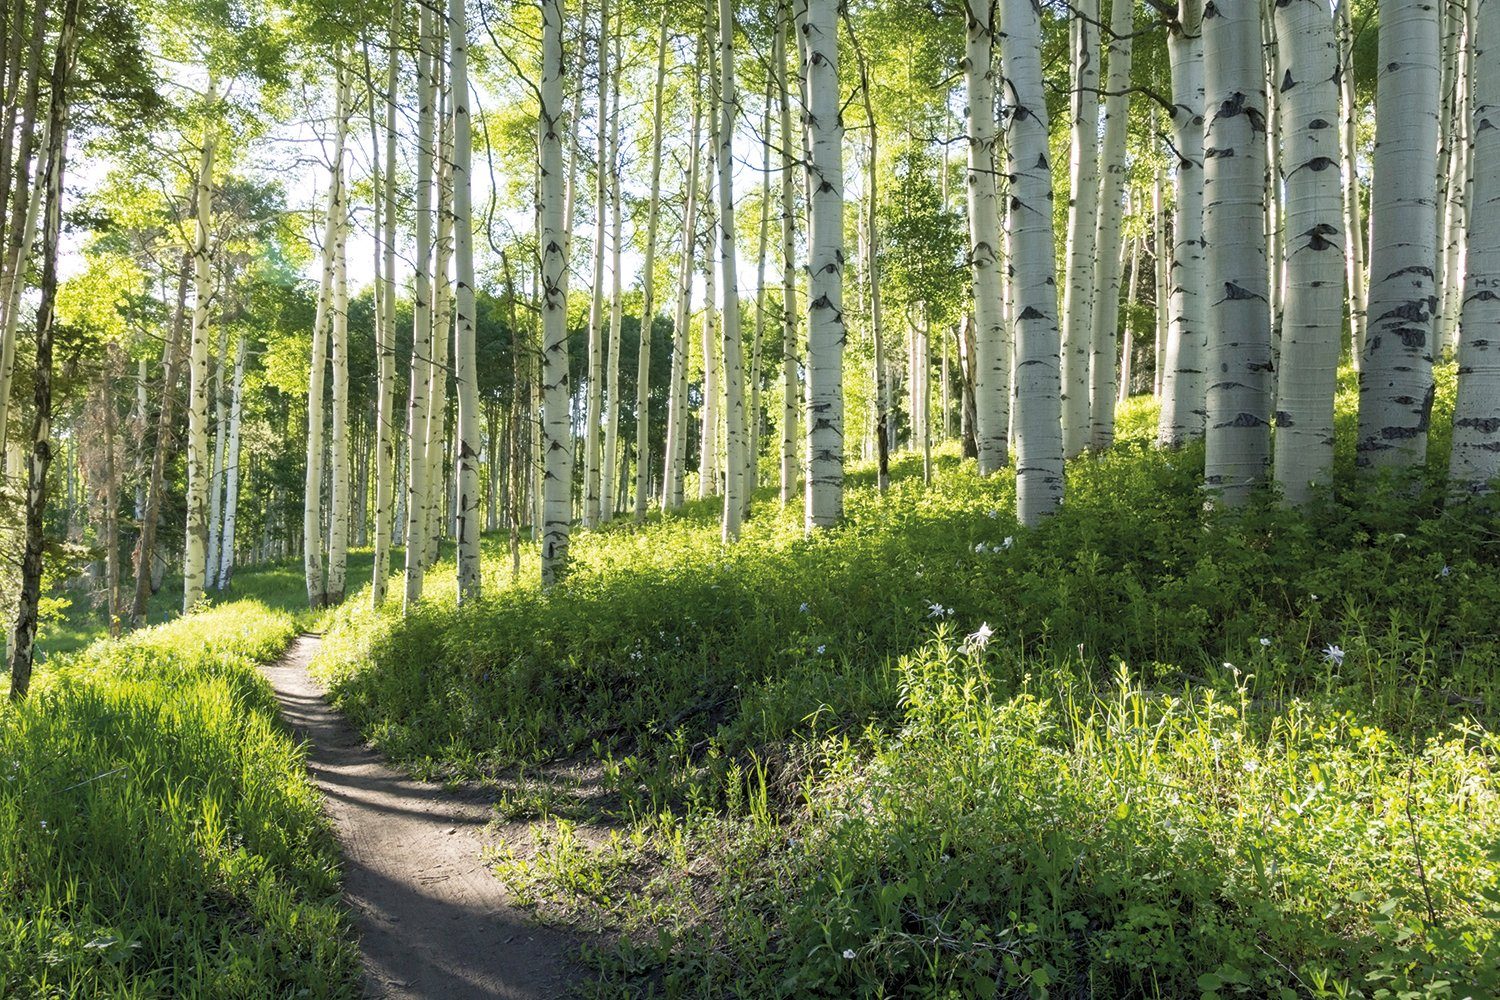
<box><xmin>717</xmin><ymin>0</ymin><xmax>747</xmax><ymax>541</ymax></box>
<box><xmin>1202</xmin><ymin>0</ymin><xmax>1272</xmax><ymax>505</ymax></box>
<box><xmin>206</xmin><ymin>304</ymin><xmax>229</xmax><ymax>588</ymax></box>
<box><xmin>539</xmin><ymin>0</ymin><xmax>573</xmax><ymax>586</ymax></box>
<box><xmin>699</xmin><ymin>112</ymin><xmax>720</xmax><ymax>501</ymax></box>
<box><xmin>1356</xmin><ymin>0</ymin><xmax>1440</xmax><ymax>470</ymax></box>
<box><xmin>0</xmin><ymin>125</ymin><xmax>44</xmax><ymax>461</ymax></box>
<box><xmin>404</xmin><ymin>12</ymin><xmax>436</xmax><ymax>608</ymax></box>
<box><xmin>372</xmin><ymin>0</ymin><xmax>400</xmax><ymax>608</ymax></box>
<box><xmin>634</xmin><ymin>12</ymin><xmax>668</xmax><ymax>523</ymax></box>
<box><xmin>963</xmin><ymin>0</ymin><xmax>1007</xmax><ymax>475</ymax></box>
<box><xmin>803</xmin><ymin>0</ymin><xmax>843</xmax><ymax>530</ymax></box>
<box><xmin>1158</xmin><ymin>0</ymin><xmax>1207</xmax><ymax>447</ymax></box>
<box><xmin>1337</xmin><ymin>0</ymin><xmax>1368</xmax><ymax>363</ymax></box>
<box><xmin>663</xmin><ymin>50</ymin><xmax>701</xmax><ymax>512</ymax></box>
<box><xmin>217</xmin><ymin>330</ymin><xmax>245</xmax><ymax>589</ymax></box>
<box><xmin>1449</xmin><ymin>0</ymin><xmax>1500</xmax><ymax>492</ymax></box>
<box><xmin>777</xmin><ymin>9</ymin><xmax>799</xmax><ymax>507</ymax></box>
<box><xmin>1272</xmin><ymin>0</ymin><xmax>1344</xmax><ymax>505</ymax></box>
<box><xmin>425</xmin><ymin>55</ymin><xmax>452</xmax><ymax>569</ymax></box>
<box><xmin>583</xmin><ymin>0</ymin><xmax>609</xmax><ymax>528</ymax></box>
<box><xmin>1060</xmin><ymin>0</ymin><xmax>1101</xmax><ymax>457</ymax></box>
<box><xmin>1000</xmin><ymin>0</ymin><xmax>1063</xmax><ymax>525</ymax></box>
<box><xmin>451</xmin><ymin>0</ymin><xmax>481</xmax><ymax>600</ymax></box>
<box><xmin>184</xmin><ymin>75</ymin><xmax>218</xmax><ymax>612</ymax></box>
<box><xmin>1087</xmin><ymin>0</ymin><xmax>1133</xmax><ymax>449</ymax></box>
<box><xmin>327</xmin><ymin>100</ymin><xmax>352</xmax><ymax>604</ymax></box>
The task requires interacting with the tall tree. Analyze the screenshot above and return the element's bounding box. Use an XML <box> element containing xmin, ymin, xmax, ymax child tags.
<box><xmin>1201</xmin><ymin>1</ymin><xmax>1271</xmax><ymax>506</ymax></box>
<box><xmin>1356</xmin><ymin>0</ymin><xmax>1440</xmax><ymax>470</ymax></box>
<box><xmin>404</xmin><ymin>7</ymin><xmax>437</xmax><ymax>608</ymax></box>
<box><xmin>1060</xmin><ymin>0</ymin><xmax>1101</xmax><ymax>457</ymax></box>
<box><xmin>183</xmin><ymin>75</ymin><xmax>219</xmax><ymax>611</ymax></box>
<box><xmin>717</xmin><ymin>0</ymin><xmax>747</xmax><ymax>541</ymax></box>
<box><xmin>1272</xmin><ymin>0</ymin><xmax>1344</xmax><ymax>505</ymax></box>
<box><xmin>451</xmin><ymin>0</ymin><xmax>481</xmax><ymax>601</ymax></box>
<box><xmin>633</xmin><ymin>11</ymin><xmax>668</xmax><ymax>523</ymax></box>
<box><xmin>963</xmin><ymin>0</ymin><xmax>1006</xmax><ymax>476</ymax></box>
<box><xmin>539</xmin><ymin>0</ymin><xmax>573</xmax><ymax>586</ymax></box>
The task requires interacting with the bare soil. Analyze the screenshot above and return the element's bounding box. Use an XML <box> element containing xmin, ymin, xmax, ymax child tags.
<box><xmin>260</xmin><ymin>634</ymin><xmax>588</xmax><ymax>999</ymax></box>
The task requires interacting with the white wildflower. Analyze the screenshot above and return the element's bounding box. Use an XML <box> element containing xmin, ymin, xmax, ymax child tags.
<box><xmin>842</xmin><ymin>949</ymin><xmax>857</xmax><ymax>960</ymax></box>
<box><xmin>1323</xmin><ymin>643</ymin><xmax>1345</xmax><ymax>667</ymax></box>
<box><xmin>1259</xmin><ymin>637</ymin><xmax>1272</xmax><ymax>647</ymax></box>
<box><xmin>965</xmin><ymin>623</ymin><xmax>994</xmax><ymax>651</ymax></box>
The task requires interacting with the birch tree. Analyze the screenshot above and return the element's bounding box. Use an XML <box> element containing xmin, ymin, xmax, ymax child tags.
<box><xmin>601</xmin><ymin>23</ymin><xmax>623</xmax><ymax>524</ymax></box>
<box><xmin>717</xmin><ymin>0</ymin><xmax>747</xmax><ymax>540</ymax></box>
<box><xmin>1158</xmin><ymin>0</ymin><xmax>1207</xmax><ymax>448</ymax></box>
<box><xmin>1449</xmin><ymin>0</ymin><xmax>1500</xmax><ymax>493</ymax></box>
<box><xmin>371</xmin><ymin>0</ymin><xmax>400</xmax><ymax>607</ymax></box>
<box><xmin>777</xmin><ymin>8</ymin><xmax>799</xmax><ymax>506</ymax></box>
<box><xmin>962</xmin><ymin>0</ymin><xmax>1006</xmax><ymax>475</ymax></box>
<box><xmin>662</xmin><ymin>46</ymin><xmax>701</xmax><ymax>511</ymax></box>
<box><xmin>451</xmin><ymin>0</ymin><xmax>480</xmax><ymax>600</ymax></box>
<box><xmin>1060</xmin><ymin>0</ymin><xmax>1101</xmax><ymax>458</ymax></box>
<box><xmin>634</xmin><ymin>11</ymin><xmax>668</xmax><ymax>522</ymax></box>
<box><xmin>404</xmin><ymin>8</ymin><xmax>437</xmax><ymax>607</ymax></box>
<box><xmin>803</xmin><ymin>0</ymin><xmax>844</xmax><ymax>530</ymax></box>
<box><xmin>1272</xmin><ymin>0</ymin><xmax>1344</xmax><ymax>505</ymax></box>
<box><xmin>584</xmin><ymin>0</ymin><xmax>609</xmax><ymax>528</ymax></box>
<box><xmin>1000</xmin><ymin>0</ymin><xmax>1063</xmax><ymax>526</ymax></box>
<box><xmin>1201</xmin><ymin>1</ymin><xmax>1272</xmax><ymax>506</ymax></box>
<box><xmin>217</xmin><ymin>330</ymin><xmax>245</xmax><ymax>588</ymax></box>
<box><xmin>183</xmin><ymin>75</ymin><xmax>218</xmax><ymax>612</ymax></box>
<box><xmin>539</xmin><ymin>0</ymin><xmax>573</xmax><ymax>586</ymax></box>
<box><xmin>1356</xmin><ymin>0</ymin><xmax>1440</xmax><ymax>470</ymax></box>
<box><xmin>1087</xmin><ymin>0</ymin><xmax>1133</xmax><ymax>450</ymax></box>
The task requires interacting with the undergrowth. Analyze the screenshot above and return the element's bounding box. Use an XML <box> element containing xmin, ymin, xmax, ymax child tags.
<box><xmin>0</xmin><ymin>603</ymin><xmax>358</xmax><ymax>998</ymax></box>
<box><xmin>312</xmin><ymin>382</ymin><xmax>1500</xmax><ymax>997</ymax></box>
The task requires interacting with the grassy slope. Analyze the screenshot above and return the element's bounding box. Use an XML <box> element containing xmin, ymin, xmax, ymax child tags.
<box><xmin>1</xmin><ymin>603</ymin><xmax>358</xmax><ymax>998</ymax></box>
<box><xmin>313</xmin><ymin>378</ymin><xmax>1500</xmax><ymax>997</ymax></box>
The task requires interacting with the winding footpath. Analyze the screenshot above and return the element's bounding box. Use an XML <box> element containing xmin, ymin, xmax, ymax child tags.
<box><xmin>260</xmin><ymin>635</ymin><xmax>583</xmax><ymax>999</ymax></box>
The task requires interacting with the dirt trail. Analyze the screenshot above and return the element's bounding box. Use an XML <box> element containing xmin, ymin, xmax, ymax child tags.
<box><xmin>260</xmin><ymin>634</ymin><xmax>585</xmax><ymax>999</ymax></box>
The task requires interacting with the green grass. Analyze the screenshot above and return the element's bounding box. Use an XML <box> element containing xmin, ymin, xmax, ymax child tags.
<box><xmin>0</xmin><ymin>602</ymin><xmax>359</xmax><ymax>998</ymax></box>
<box><xmin>312</xmin><ymin>375</ymin><xmax>1500</xmax><ymax>998</ymax></box>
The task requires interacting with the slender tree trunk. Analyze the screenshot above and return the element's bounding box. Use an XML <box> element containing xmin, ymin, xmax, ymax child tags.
<box><xmin>326</xmin><ymin>82</ymin><xmax>353</xmax><ymax>606</ymax></box>
<box><xmin>0</xmin><ymin>121</ymin><xmax>44</xmax><ymax>460</ymax></box>
<box><xmin>1152</xmin><ymin>162</ymin><xmax>1168</xmax><ymax>398</ymax></box>
<box><xmin>601</xmin><ymin>24</ymin><xmax>624</xmax><ymax>525</ymax></box>
<box><xmin>634</xmin><ymin>12</ymin><xmax>668</xmax><ymax>523</ymax></box>
<box><xmin>183</xmin><ymin>75</ymin><xmax>219</xmax><ymax>612</ymax></box>
<box><xmin>131</xmin><ymin>256</ymin><xmax>189</xmax><ymax>624</ymax></box>
<box><xmin>1119</xmin><ymin>233</ymin><xmax>1141</xmax><ymax>404</ymax></box>
<box><xmin>777</xmin><ymin>8</ymin><xmax>799</xmax><ymax>507</ymax></box>
<box><xmin>583</xmin><ymin>0</ymin><xmax>609</xmax><ymax>528</ymax></box>
<box><xmin>1337</xmin><ymin>0</ymin><xmax>1368</xmax><ymax>363</ymax></box>
<box><xmin>1356</xmin><ymin>0</ymin><xmax>1440</xmax><ymax>470</ymax></box>
<box><xmin>1435</xmin><ymin>0</ymin><xmax>1471</xmax><ymax>358</ymax></box>
<box><xmin>717</xmin><ymin>0</ymin><xmax>747</xmax><ymax>540</ymax></box>
<box><xmin>699</xmin><ymin>107</ymin><xmax>720</xmax><ymax>503</ymax></box>
<box><xmin>1158</xmin><ymin>0</ymin><xmax>1207</xmax><ymax>447</ymax></box>
<box><xmin>1087</xmin><ymin>0</ymin><xmax>1133</xmax><ymax>449</ymax></box>
<box><xmin>8</xmin><ymin>0</ymin><xmax>74</xmax><ymax>700</ymax></box>
<box><xmin>803</xmin><ymin>0</ymin><xmax>843</xmax><ymax>530</ymax></box>
<box><xmin>1202</xmin><ymin>1</ymin><xmax>1272</xmax><ymax>505</ymax></box>
<box><xmin>1061</xmin><ymin>0</ymin><xmax>1101</xmax><ymax>457</ymax></box>
<box><xmin>847</xmin><ymin>22</ymin><xmax>889</xmax><ymax>491</ymax></box>
<box><xmin>218</xmin><ymin>330</ymin><xmax>245</xmax><ymax>589</ymax></box>
<box><xmin>1449</xmin><ymin>0</ymin><xmax>1500</xmax><ymax>492</ymax></box>
<box><xmin>747</xmin><ymin>80</ymin><xmax>772</xmax><ymax>507</ymax></box>
<box><xmin>664</xmin><ymin>44</ymin><xmax>702</xmax><ymax>511</ymax></box>
<box><xmin>372</xmin><ymin>0</ymin><xmax>401</xmax><ymax>608</ymax></box>
<box><xmin>451</xmin><ymin>0</ymin><xmax>481</xmax><ymax>601</ymax></box>
<box><xmin>425</xmin><ymin>43</ymin><xmax>452</xmax><ymax>569</ymax></box>
<box><xmin>963</xmin><ymin>0</ymin><xmax>1007</xmax><ymax>475</ymax></box>
<box><xmin>539</xmin><ymin>0</ymin><xmax>573</xmax><ymax>586</ymax></box>
<box><xmin>405</xmin><ymin>11</ymin><xmax>437</xmax><ymax>607</ymax></box>
<box><xmin>206</xmin><ymin>302</ymin><xmax>229</xmax><ymax>589</ymax></box>
<box><xmin>98</xmin><ymin>362</ymin><xmax>120</xmax><ymax>635</ymax></box>
<box><xmin>1273</xmin><ymin>0</ymin><xmax>1344</xmax><ymax>505</ymax></box>
<box><xmin>1000</xmin><ymin>0</ymin><xmax>1063</xmax><ymax>526</ymax></box>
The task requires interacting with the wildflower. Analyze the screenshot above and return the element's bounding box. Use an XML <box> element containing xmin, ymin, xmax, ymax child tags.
<box><xmin>1259</xmin><ymin>637</ymin><xmax>1272</xmax><ymax>647</ymax></box>
<box><xmin>974</xmin><ymin>542</ymin><xmax>988</xmax><ymax>554</ymax></box>
<box><xmin>1243</xmin><ymin>760</ymin><xmax>1259</xmax><ymax>774</ymax></box>
<box><xmin>966</xmin><ymin>623</ymin><xmax>994</xmax><ymax>651</ymax></box>
<box><xmin>987</xmin><ymin>509</ymin><xmax>1000</xmax><ymax>519</ymax></box>
<box><xmin>1323</xmin><ymin>643</ymin><xmax>1345</xmax><ymax>667</ymax></box>
<box><xmin>39</xmin><ymin>820</ymin><xmax>47</xmax><ymax>830</ymax></box>
<box><xmin>799</xmin><ymin>602</ymin><xmax>809</xmax><ymax>614</ymax></box>
<box><xmin>928</xmin><ymin>602</ymin><xmax>946</xmax><ymax>619</ymax></box>
<box><xmin>1222</xmin><ymin>661</ymin><xmax>1235</xmax><ymax>670</ymax></box>
<box><xmin>842</xmin><ymin>949</ymin><xmax>857</xmax><ymax>960</ymax></box>
<box><xmin>816</xmin><ymin>644</ymin><xmax>826</xmax><ymax>655</ymax></box>
<box><xmin>1001</xmin><ymin>536</ymin><xmax>1014</xmax><ymax>550</ymax></box>
<box><xmin>1440</xmin><ymin>565</ymin><xmax>1452</xmax><ymax>578</ymax></box>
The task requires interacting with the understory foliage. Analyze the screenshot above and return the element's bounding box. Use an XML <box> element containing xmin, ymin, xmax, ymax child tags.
<box><xmin>312</xmin><ymin>384</ymin><xmax>1500</xmax><ymax>997</ymax></box>
<box><xmin>0</xmin><ymin>604</ymin><xmax>357</xmax><ymax>998</ymax></box>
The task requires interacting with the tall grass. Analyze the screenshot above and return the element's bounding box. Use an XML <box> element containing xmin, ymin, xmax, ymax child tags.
<box><xmin>0</xmin><ymin>603</ymin><xmax>358</xmax><ymax>998</ymax></box>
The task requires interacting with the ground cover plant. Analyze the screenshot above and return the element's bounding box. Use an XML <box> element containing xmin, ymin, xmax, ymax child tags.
<box><xmin>0</xmin><ymin>602</ymin><xmax>358</xmax><ymax>998</ymax></box>
<box><xmin>313</xmin><ymin>386</ymin><xmax>1500</xmax><ymax>997</ymax></box>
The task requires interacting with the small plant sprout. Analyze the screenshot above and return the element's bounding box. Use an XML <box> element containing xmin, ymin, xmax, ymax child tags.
<box><xmin>1323</xmin><ymin>643</ymin><xmax>1345</xmax><ymax>667</ymax></box>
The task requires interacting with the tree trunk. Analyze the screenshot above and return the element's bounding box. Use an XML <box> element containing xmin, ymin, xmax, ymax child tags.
<box><xmin>1449</xmin><ymin>0</ymin><xmax>1500</xmax><ymax>492</ymax></box>
<box><xmin>451</xmin><ymin>0</ymin><xmax>481</xmax><ymax>601</ymax></box>
<box><xmin>583</xmin><ymin>0</ymin><xmax>609</xmax><ymax>528</ymax></box>
<box><xmin>1087</xmin><ymin>0</ymin><xmax>1133</xmax><ymax>450</ymax></box>
<box><xmin>218</xmin><ymin>330</ymin><xmax>245</xmax><ymax>589</ymax></box>
<box><xmin>539</xmin><ymin>0</ymin><xmax>573</xmax><ymax>586</ymax></box>
<box><xmin>1356</xmin><ymin>0</ymin><xmax>1440</xmax><ymax>470</ymax></box>
<box><xmin>183</xmin><ymin>74</ymin><xmax>218</xmax><ymax>613</ymax></box>
<box><xmin>777</xmin><ymin>7</ymin><xmax>799</xmax><ymax>508</ymax></box>
<box><xmin>999</xmin><ymin>0</ymin><xmax>1063</xmax><ymax>526</ymax></box>
<box><xmin>663</xmin><ymin>46</ymin><xmax>701</xmax><ymax>512</ymax></box>
<box><xmin>326</xmin><ymin>77</ymin><xmax>353</xmax><ymax>606</ymax></box>
<box><xmin>962</xmin><ymin>0</ymin><xmax>1007</xmax><ymax>476</ymax></box>
<box><xmin>425</xmin><ymin>39</ymin><xmax>452</xmax><ymax>570</ymax></box>
<box><xmin>1202</xmin><ymin>0</ymin><xmax>1272</xmax><ymax>505</ymax></box>
<box><xmin>717</xmin><ymin>0</ymin><xmax>747</xmax><ymax>541</ymax></box>
<box><xmin>1061</xmin><ymin>0</ymin><xmax>1101</xmax><ymax>457</ymax></box>
<box><xmin>8</xmin><ymin>0</ymin><xmax>75</xmax><ymax>700</ymax></box>
<box><xmin>206</xmin><ymin>298</ymin><xmax>229</xmax><ymax>589</ymax></box>
<box><xmin>1337</xmin><ymin>0</ymin><xmax>1368</xmax><ymax>364</ymax></box>
<box><xmin>1272</xmin><ymin>0</ymin><xmax>1344</xmax><ymax>505</ymax></box>
<box><xmin>1158</xmin><ymin>0</ymin><xmax>1207</xmax><ymax>447</ymax></box>
<box><xmin>372</xmin><ymin>0</ymin><xmax>401</xmax><ymax>608</ymax></box>
<box><xmin>634</xmin><ymin>11</ymin><xmax>668</xmax><ymax>523</ymax></box>
<box><xmin>404</xmin><ymin>10</ymin><xmax>437</xmax><ymax>607</ymax></box>
<box><xmin>803</xmin><ymin>0</ymin><xmax>843</xmax><ymax>530</ymax></box>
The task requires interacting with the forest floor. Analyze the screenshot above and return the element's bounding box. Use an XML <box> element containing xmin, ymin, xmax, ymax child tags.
<box><xmin>260</xmin><ymin>634</ymin><xmax>588</xmax><ymax>999</ymax></box>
